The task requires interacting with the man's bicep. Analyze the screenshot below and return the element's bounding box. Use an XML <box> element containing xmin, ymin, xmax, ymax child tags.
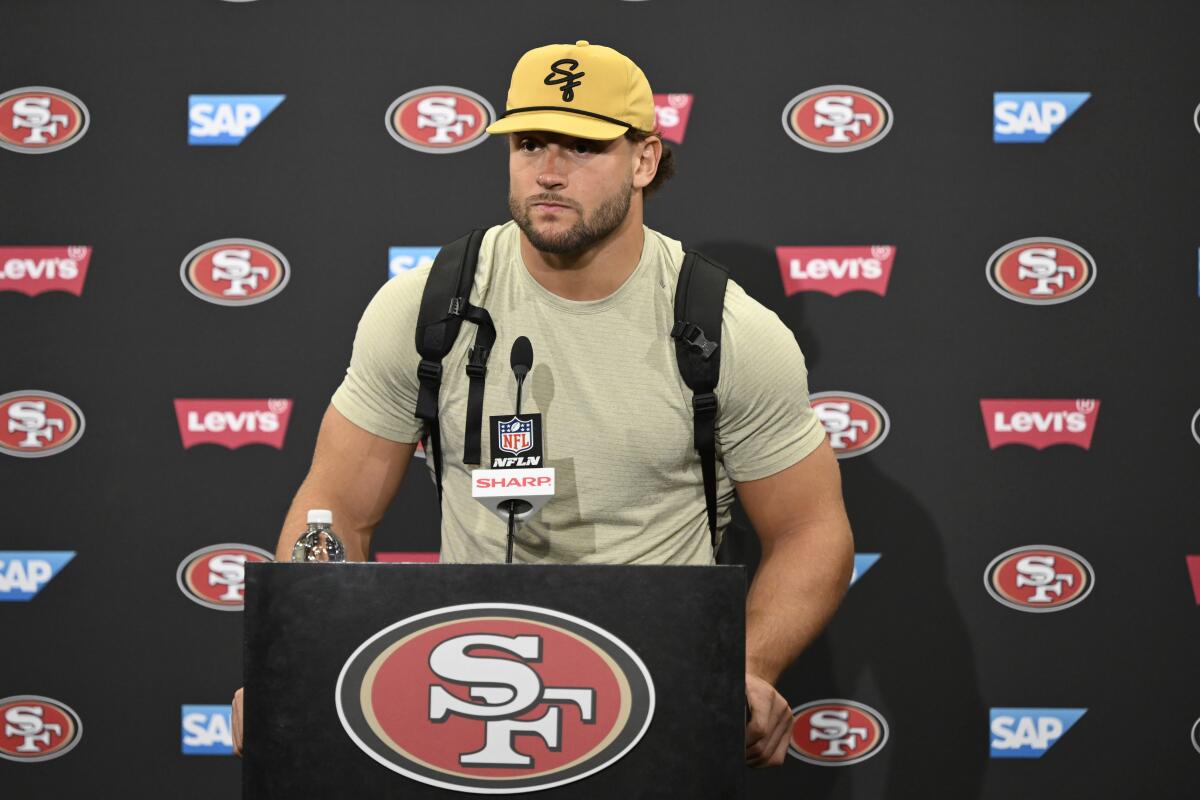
<box><xmin>307</xmin><ymin>404</ymin><xmax>417</xmax><ymax>530</ymax></box>
<box><xmin>734</xmin><ymin>439</ymin><xmax>847</xmax><ymax>545</ymax></box>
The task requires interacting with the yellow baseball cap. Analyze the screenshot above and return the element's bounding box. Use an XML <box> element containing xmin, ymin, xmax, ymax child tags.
<box><xmin>486</xmin><ymin>40</ymin><xmax>656</xmax><ymax>141</ymax></box>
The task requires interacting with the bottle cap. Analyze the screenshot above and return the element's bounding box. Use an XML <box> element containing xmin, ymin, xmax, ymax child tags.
<box><xmin>307</xmin><ymin>509</ymin><xmax>333</xmax><ymax>525</ymax></box>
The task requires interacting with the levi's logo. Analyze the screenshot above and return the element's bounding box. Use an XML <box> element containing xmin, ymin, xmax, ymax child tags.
<box><xmin>980</xmin><ymin>399</ymin><xmax>1099</xmax><ymax>450</ymax></box>
<box><xmin>1186</xmin><ymin>556</ymin><xmax>1200</xmax><ymax>605</ymax></box>
<box><xmin>0</xmin><ymin>247</ymin><xmax>91</xmax><ymax>296</ymax></box>
<box><xmin>776</xmin><ymin>246</ymin><xmax>895</xmax><ymax>297</ymax></box>
<box><xmin>174</xmin><ymin>399</ymin><xmax>292</xmax><ymax>449</ymax></box>
<box><xmin>653</xmin><ymin>94</ymin><xmax>693</xmax><ymax>143</ymax></box>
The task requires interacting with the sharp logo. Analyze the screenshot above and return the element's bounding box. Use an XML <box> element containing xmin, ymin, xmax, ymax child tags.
<box><xmin>188</xmin><ymin>95</ymin><xmax>285</xmax><ymax>145</ymax></box>
<box><xmin>174</xmin><ymin>398</ymin><xmax>292</xmax><ymax>450</ymax></box>
<box><xmin>0</xmin><ymin>552</ymin><xmax>75</xmax><ymax>601</ymax></box>
<box><xmin>0</xmin><ymin>391</ymin><xmax>85</xmax><ymax>459</ymax></box>
<box><xmin>181</xmin><ymin>706</ymin><xmax>234</xmax><ymax>755</ymax></box>
<box><xmin>0</xmin><ymin>87</ymin><xmax>89</xmax><ymax>154</ymax></box>
<box><xmin>176</xmin><ymin>543</ymin><xmax>274</xmax><ymax>611</ymax></box>
<box><xmin>0</xmin><ymin>246</ymin><xmax>92</xmax><ymax>297</ymax></box>
<box><xmin>980</xmin><ymin>398</ymin><xmax>1100</xmax><ymax>450</ymax></box>
<box><xmin>782</xmin><ymin>86</ymin><xmax>893</xmax><ymax>153</ymax></box>
<box><xmin>385</xmin><ymin>86</ymin><xmax>494</xmax><ymax>154</ymax></box>
<box><xmin>180</xmin><ymin>238</ymin><xmax>290</xmax><ymax>306</ymax></box>
<box><xmin>990</xmin><ymin>708</ymin><xmax>1086</xmax><ymax>758</ymax></box>
<box><xmin>389</xmin><ymin>246</ymin><xmax>440</xmax><ymax>279</ymax></box>
<box><xmin>850</xmin><ymin>554</ymin><xmax>880</xmax><ymax>587</ymax></box>
<box><xmin>776</xmin><ymin>246</ymin><xmax>896</xmax><ymax>297</ymax></box>
<box><xmin>985</xmin><ymin>545</ymin><xmax>1094</xmax><ymax>613</ymax></box>
<box><xmin>993</xmin><ymin>93</ymin><xmax>1090</xmax><ymax>143</ymax></box>
<box><xmin>788</xmin><ymin>700</ymin><xmax>888</xmax><ymax>766</ymax></box>
<box><xmin>986</xmin><ymin>237</ymin><xmax>1096</xmax><ymax>305</ymax></box>
<box><xmin>336</xmin><ymin>603</ymin><xmax>655</xmax><ymax>794</ymax></box>
<box><xmin>652</xmin><ymin>93</ymin><xmax>693</xmax><ymax>144</ymax></box>
<box><xmin>810</xmin><ymin>391</ymin><xmax>890</xmax><ymax>459</ymax></box>
<box><xmin>0</xmin><ymin>696</ymin><xmax>82</xmax><ymax>762</ymax></box>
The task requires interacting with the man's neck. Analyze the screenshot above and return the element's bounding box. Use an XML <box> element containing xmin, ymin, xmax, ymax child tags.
<box><xmin>518</xmin><ymin>208</ymin><xmax>645</xmax><ymax>302</ymax></box>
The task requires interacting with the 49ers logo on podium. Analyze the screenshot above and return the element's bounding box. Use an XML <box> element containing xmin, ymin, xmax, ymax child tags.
<box><xmin>788</xmin><ymin>699</ymin><xmax>888</xmax><ymax>766</ymax></box>
<box><xmin>0</xmin><ymin>391</ymin><xmax>85</xmax><ymax>459</ymax></box>
<box><xmin>985</xmin><ymin>545</ymin><xmax>1094</xmax><ymax>613</ymax></box>
<box><xmin>0</xmin><ymin>87</ymin><xmax>90</xmax><ymax>154</ymax></box>
<box><xmin>810</xmin><ymin>391</ymin><xmax>890</xmax><ymax>459</ymax></box>
<box><xmin>180</xmin><ymin>239</ymin><xmax>290</xmax><ymax>306</ymax></box>
<box><xmin>782</xmin><ymin>86</ymin><xmax>893</xmax><ymax>152</ymax></box>
<box><xmin>0</xmin><ymin>695</ymin><xmax>82</xmax><ymax>762</ymax></box>
<box><xmin>986</xmin><ymin>237</ymin><xmax>1096</xmax><ymax>305</ymax></box>
<box><xmin>386</xmin><ymin>86</ymin><xmax>494</xmax><ymax>154</ymax></box>
<box><xmin>176</xmin><ymin>543</ymin><xmax>273</xmax><ymax>611</ymax></box>
<box><xmin>980</xmin><ymin>398</ymin><xmax>1100</xmax><ymax>450</ymax></box>
<box><xmin>337</xmin><ymin>603</ymin><xmax>655</xmax><ymax>794</ymax></box>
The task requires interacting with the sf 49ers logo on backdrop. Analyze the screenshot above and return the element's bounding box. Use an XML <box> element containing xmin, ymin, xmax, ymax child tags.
<box><xmin>788</xmin><ymin>699</ymin><xmax>888</xmax><ymax>766</ymax></box>
<box><xmin>985</xmin><ymin>545</ymin><xmax>1094</xmax><ymax>613</ymax></box>
<box><xmin>180</xmin><ymin>239</ymin><xmax>289</xmax><ymax>306</ymax></box>
<box><xmin>0</xmin><ymin>391</ymin><xmax>85</xmax><ymax>459</ymax></box>
<box><xmin>174</xmin><ymin>398</ymin><xmax>292</xmax><ymax>450</ymax></box>
<box><xmin>0</xmin><ymin>87</ymin><xmax>89</xmax><ymax>154</ymax></box>
<box><xmin>810</xmin><ymin>391</ymin><xmax>890</xmax><ymax>458</ymax></box>
<box><xmin>782</xmin><ymin>86</ymin><xmax>893</xmax><ymax>152</ymax></box>
<box><xmin>0</xmin><ymin>246</ymin><xmax>92</xmax><ymax>296</ymax></box>
<box><xmin>776</xmin><ymin>246</ymin><xmax>896</xmax><ymax>297</ymax></box>
<box><xmin>980</xmin><ymin>398</ymin><xmax>1100</xmax><ymax>450</ymax></box>
<box><xmin>986</xmin><ymin>237</ymin><xmax>1096</xmax><ymax>305</ymax></box>
<box><xmin>336</xmin><ymin>603</ymin><xmax>655</xmax><ymax>794</ymax></box>
<box><xmin>176</xmin><ymin>543</ymin><xmax>273</xmax><ymax>611</ymax></box>
<box><xmin>386</xmin><ymin>86</ymin><xmax>494</xmax><ymax>154</ymax></box>
<box><xmin>652</xmin><ymin>93</ymin><xmax>693</xmax><ymax>144</ymax></box>
<box><xmin>0</xmin><ymin>695</ymin><xmax>82</xmax><ymax>762</ymax></box>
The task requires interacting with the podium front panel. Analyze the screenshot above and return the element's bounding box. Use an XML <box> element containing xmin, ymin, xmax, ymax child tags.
<box><xmin>243</xmin><ymin>563</ymin><xmax>745</xmax><ymax>798</ymax></box>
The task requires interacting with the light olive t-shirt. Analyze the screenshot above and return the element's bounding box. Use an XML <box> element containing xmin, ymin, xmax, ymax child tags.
<box><xmin>331</xmin><ymin>221</ymin><xmax>826</xmax><ymax>565</ymax></box>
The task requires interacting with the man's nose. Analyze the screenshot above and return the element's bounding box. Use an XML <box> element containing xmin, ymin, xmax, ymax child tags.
<box><xmin>535</xmin><ymin>147</ymin><xmax>567</xmax><ymax>190</ymax></box>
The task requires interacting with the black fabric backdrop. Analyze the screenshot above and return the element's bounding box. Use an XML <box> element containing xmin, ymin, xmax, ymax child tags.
<box><xmin>2</xmin><ymin>0</ymin><xmax>1198</xmax><ymax>797</ymax></box>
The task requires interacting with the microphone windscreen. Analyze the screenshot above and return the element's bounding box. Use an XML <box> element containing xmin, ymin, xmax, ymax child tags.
<box><xmin>510</xmin><ymin>336</ymin><xmax>534</xmax><ymax>373</ymax></box>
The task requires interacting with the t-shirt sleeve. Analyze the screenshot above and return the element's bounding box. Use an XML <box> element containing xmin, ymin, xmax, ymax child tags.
<box><xmin>715</xmin><ymin>281</ymin><xmax>826</xmax><ymax>482</ymax></box>
<box><xmin>329</xmin><ymin>264</ymin><xmax>431</xmax><ymax>443</ymax></box>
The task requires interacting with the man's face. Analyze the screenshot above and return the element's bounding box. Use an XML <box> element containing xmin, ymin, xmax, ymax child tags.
<box><xmin>507</xmin><ymin>131</ymin><xmax>636</xmax><ymax>256</ymax></box>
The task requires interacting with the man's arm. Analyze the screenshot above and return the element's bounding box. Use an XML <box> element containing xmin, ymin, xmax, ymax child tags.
<box><xmin>736</xmin><ymin>438</ymin><xmax>855</xmax><ymax>766</ymax></box>
<box><xmin>272</xmin><ymin>403</ymin><xmax>417</xmax><ymax>562</ymax></box>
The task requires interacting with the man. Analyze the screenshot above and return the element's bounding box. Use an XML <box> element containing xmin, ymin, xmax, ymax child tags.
<box><xmin>233</xmin><ymin>40</ymin><xmax>854</xmax><ymax>769</ymax></box>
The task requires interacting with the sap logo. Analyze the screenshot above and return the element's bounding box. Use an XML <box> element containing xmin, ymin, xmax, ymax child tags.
<box><xmin>993</xmin><ymin>93</ymin><xmax>1090</xmax><ymax>143</ymax></box>
<box><xmin>189</xmin><ymin>95</ymin><xmax>285</xmax><ymax>146</ymax></box>
<box><xmin>990</xmin><ymin>708</ymin><xmax>1086</xmax><ymax>758</ymax></box>
<box><xmin>182</xmin><ymin>705</ymin><xmax>233</xmax><ymax>755</ymax></box>
<box><xmin>0</xmin><ymin>552</ymin><xmax>75</xmax><ymax>601</ymax></box>
<box><xmin>850</xmin><ymin>553</ymin><xmax>880</xmax><ymax>587</ymax></box>
<box><xmin>388</xmin><ymin>247</ymin><xmax>440</xmax><ymax>279</ymax></box>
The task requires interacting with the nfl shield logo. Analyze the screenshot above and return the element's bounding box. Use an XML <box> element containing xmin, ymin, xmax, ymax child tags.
<box><xmin>497</xmin><ymin>417</ymin><xmax>533</xmax><ymax>456</ymax></box>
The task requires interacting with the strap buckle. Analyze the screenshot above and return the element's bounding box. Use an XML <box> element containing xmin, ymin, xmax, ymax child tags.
<box><xmin>448</xmin><ymin>296</ymin><xmax>466</xmax><ymax>317</ymax></box>
<box><xmin>671</xmin><ymin>320</ymin><xmax>719</xmax><ymax>360</ymax></box>
<box><xmin>417</xmin><ymin>359</ymin><xmax>443</xmax><ymax>383</ymax></box>
<box><xmin>692</xmin><ymin>391</ymin><xmax>718</xmax><ymax>415</ymax></box>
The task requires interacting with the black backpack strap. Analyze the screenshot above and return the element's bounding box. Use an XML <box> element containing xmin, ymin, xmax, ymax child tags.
<box><xmin>414</xmin><ymin>229</ymin><xmax>486</xmax><ymax>500</ymax></box>
<box><xmin>671</xmin><ymin>250</ymin><xmax>730</xmax><ymax>551</ymax></box>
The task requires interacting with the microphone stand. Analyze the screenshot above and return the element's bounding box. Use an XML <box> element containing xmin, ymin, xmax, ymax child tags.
<box><xmin>504</xmin><ymin>366</ymin><xmax>528</xmax><ymax>565</ymax></box>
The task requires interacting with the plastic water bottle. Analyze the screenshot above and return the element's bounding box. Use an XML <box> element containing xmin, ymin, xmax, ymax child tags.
<box><xmin>290</xmin><ymin>509</ymin><xmax>346</xmax><ymax>562</ymax></box>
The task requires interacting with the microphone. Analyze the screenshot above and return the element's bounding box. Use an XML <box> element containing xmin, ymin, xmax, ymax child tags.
<box><xmin>471</xmin><ymin>335</ymin><xmax>555</xmax><ymax>562</ymax></box>
<box><xmin>510</xmin><ymin>336</ymin><xmax>533</xmax><ymax>414</ymax></box>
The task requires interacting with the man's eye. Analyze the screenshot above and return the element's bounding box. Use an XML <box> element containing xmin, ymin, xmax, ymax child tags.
<box><xmin>519</xmin><ymin>139</ymin><xmax>539</xmax><ymax>152</ymax></box>
<box><xmin>573</xmin><ymin>142</ymin><xmax>593</xmax><ymax>154</ymax></box>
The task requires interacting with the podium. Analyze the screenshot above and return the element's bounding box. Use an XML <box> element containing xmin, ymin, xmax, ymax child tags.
<box><xmin>243</xmin><ymin>563</ymin><xmax>746</xmax><ymax>798</ymax></box>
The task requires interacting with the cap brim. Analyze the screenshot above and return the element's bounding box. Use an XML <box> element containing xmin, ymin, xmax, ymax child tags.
<box><xmin>485</xmin><ymin>110</ymin><xmax>628</xmax><ymax>140</ymax></box>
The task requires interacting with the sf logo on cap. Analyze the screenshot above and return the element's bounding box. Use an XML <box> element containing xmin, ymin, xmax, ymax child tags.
<box><xmin>545</xmin><ymin>59</ymin><xmax>585</xmax><ymax>102</ymax></box>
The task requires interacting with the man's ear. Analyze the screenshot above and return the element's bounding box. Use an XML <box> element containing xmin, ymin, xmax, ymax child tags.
<box><xmin>632</xmin><ymin>136</ymin><xmax>663</xmax><ymax>191</ymax></box>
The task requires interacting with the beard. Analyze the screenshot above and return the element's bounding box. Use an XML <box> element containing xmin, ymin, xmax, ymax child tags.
<box><xmin>509</xmin><ymin>179</ymin><xmax>633</xmax><ymax>256</ymax></box>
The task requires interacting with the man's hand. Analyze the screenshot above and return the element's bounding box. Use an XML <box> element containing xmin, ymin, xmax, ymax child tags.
<box><xmin>232</xmin><ymin>687</ymin><xmax>244</xmax><ymax>758</ymax></box>
<box><xmin>744</xmin><ymin>672</ymin><xmax>792</xmax><ymax>767</ymax></box>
